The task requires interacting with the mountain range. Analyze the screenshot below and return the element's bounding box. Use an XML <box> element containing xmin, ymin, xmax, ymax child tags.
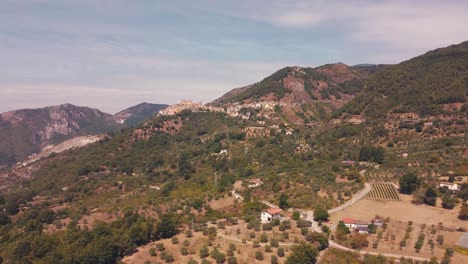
<box><xmin>0</xmin><ymin>102</ymin><xmax>167</xmax><ymax>167</ymax></box>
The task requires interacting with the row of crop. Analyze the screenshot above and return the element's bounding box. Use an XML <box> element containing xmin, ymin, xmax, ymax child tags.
<box><xmin>367</xmin><ymin>183</ymin><xmax>400</xmax><ymax>200</ymax></box>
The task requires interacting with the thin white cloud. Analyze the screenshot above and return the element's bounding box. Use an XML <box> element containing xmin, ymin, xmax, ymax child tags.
<box><xmin>269</xmin><ymin>12</ymin><xmax>324</xmax><ymax>28</ymax></box>
<box><xmin>226</xmin><ymin>0</ymin><xmax>468</xmax><ymax>56</ymax></box>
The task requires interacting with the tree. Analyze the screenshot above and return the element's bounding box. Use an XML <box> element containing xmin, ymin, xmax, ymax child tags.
<box><xmin>423</xmin><ymin>187</ymin><xmax>437</xmax><ymax>206</ymax></box>
<box><xmin>305</xmin><ymin>232</ymin><xmax>329</xmax><ymax>250</ymax></box>
<box><xmin>442</xmin><ymin>195</ymin><xmax>456</xmax><ymax>209</ymax></box>
<box><xmin>255</xmin><ymin>251</ymin><xmax>264</xmax><ymax>261</ymax></box>
<box><xmin>156</xmin><ymin>215</ymin><xmax>177</xmax><ymax>239</ymax></box>
<box><xmin>277</xmin><ymin>247</ymin><xmax>285</xmax><ymax>257</ymax></box>
<box><xmin>313</xmin><ymin>206</ymin><xmax>329</xmax><ymax>222</ymax></box>
<box><xmin>448</xmin><ymin>175</ymin><xmax>455</xmax><ymax>183</ymax></box>
<box><xmin>459</xmin><ymin>204</ymin><xmax>468</xmax><ymax>220</ymax></box>
<box><xmin>358</xmin><ymin>146</ymin><xmax>385</xmax><ymax>164</ymax></box>
<box><xmin>368</xmin><ymin>223</ymin><xmax>377</xmax><ymax>234</ymax></box>
<box><xmin>200</xmin><ymin>246</ymin><xmax>209</xmax><ymax>258</ymax></box>
<box><xmin>458</xmin><ymin>183</ymin><xmax>468</xmax><ymax>201</ymax></box>
<box><xmin>399</xmin><ymin>173</ymin><xmax>420</xmax><ymax>194</ymax></box>
<box><xmin>286</xmin><ymin>242</ymin><xmax>318</xmax><ymax>264</ymax></box>
<box><xmin>279</xmin><ymin>193</ymin><xmax>289</xmax><ymax>210</ymax></box>
<box><xmin>271</xmin><ymin>255</ymin><xmax>278</xmax><ymax>264</ymax></box>
<box><xmin>350</xmin><ymin>233</ymin><xmax>369</xmax><ymax>249</ymax></box>
<box><xmin>0</xmin><ymin>212</ymin><xmax>11</xmax><ymax>226</ymax></box>
<box><xmin>335</xmin><ymin>221</ymin><xmax>350</xmax><ymax>241</ymax></box>
<box><xmin>292</xmin><ymin>211</ymin><xmax>300</xmax><ymax>221</ymax></box>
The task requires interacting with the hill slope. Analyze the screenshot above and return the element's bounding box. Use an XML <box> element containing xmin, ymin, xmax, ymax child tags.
<box><xmin>211</xmin><ymin>63</ymin><xmax>368</xmax><ymax>106</ymax></box>
<box><xmin>340</xmin><ymin>41</ymin><xmax>468</xmax><ymax>118</ymax></box>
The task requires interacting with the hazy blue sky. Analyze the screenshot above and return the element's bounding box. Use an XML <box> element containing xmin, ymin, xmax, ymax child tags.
<box><xmin>1</xmin><ymin>0</ymin><xmax>467</xmax><ymax>113</ymax></box>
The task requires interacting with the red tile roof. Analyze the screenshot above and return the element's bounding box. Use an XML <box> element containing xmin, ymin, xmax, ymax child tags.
<box><xmin>342</xmin><ymin>218</ymin><xmax>355</xmax><ymax>224</ymax></box>
<box><xmin>265</xmin><ymin>208</ymin><xmax>283</xmax><ymax>215</ymax></box>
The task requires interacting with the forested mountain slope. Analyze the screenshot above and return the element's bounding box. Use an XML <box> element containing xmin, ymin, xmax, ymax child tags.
<box><xmin>339</xmin><ymin>41</ymin><xmax>468</xmax><ymax>118</ymax></box>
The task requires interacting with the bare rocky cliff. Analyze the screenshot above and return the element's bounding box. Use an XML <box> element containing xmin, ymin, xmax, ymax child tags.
<box><xmin>0</xmin><ymin>104</ymin><xmax>120</xmax><ymax>167</ymax></box>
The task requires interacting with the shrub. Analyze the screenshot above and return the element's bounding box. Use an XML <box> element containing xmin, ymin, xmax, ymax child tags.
<box><xmin>215</xmin><ymin>253</ymin><xmax>226</xmax><ymax>264</ymax></box>
<box><xmin>270</xmin><ymin>238</ymin><xmax>279</xmax><ymax>247</ymax></box>
<box><xmin>149</xmin><ymin>248</ymin><xmax>157</xmax><ymax>256</ymax></box>
<box><xmin>181</xmin><ymin>247</ymin><xmax>189</xmax><ymax>256</ymax></box>
<box><xmin>255</xmin><ymin>251</ymin><xmax>264</xmax><ymax>261</ymax></box>
<box><xmin>200</xmin><ymin>246</ymin><xmax>209</xmax><ymax>258</ymax></box>
<box><xmin>164</xmin><ymin>254</ymin><xmax>174</xmax><ymax>263</ymax></box>
<box><xmin>277</xmin><ymin>247</ymin><xmax>285</xmax><ymax>257</ymax></box>
<box><xmin>156</xmin><ymin>243</ymin><xmax>165</xmax><ymax>251</ymax></box>
<box><xmin>292</xmin><ymin>211</ymin><xmax>301</xmax><ymax>221</ymax></box>
<box><xmin>227</xmin><ymin>256</ymin><xmax>237</xmax><ymax>264</ymax></box>
<box><xmin>188</xmin><ymin>258</ymin><xmax>198</xmax><ymax>264</ymax></box>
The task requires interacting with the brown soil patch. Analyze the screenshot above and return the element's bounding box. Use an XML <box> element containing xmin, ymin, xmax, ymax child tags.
<box><xmin>209</xmin><ymin>196</ymin><xmax>236</xmax><ymax>210</ymax></box>
<box><xmin>331</xmin><ymin>194</ymin><xmax>466</xmax><ymax>229</ymax></box>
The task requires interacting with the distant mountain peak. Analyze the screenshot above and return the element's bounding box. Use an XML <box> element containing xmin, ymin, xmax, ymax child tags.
<box><xmin>211</xmin><ymin>63</ymin><xmax>366</xmax><ymax>106</ymax></box>
<box><xmin>113</xmin><ymin>102</ymin><xmax>168</xmax><ymax>126</ymax></box>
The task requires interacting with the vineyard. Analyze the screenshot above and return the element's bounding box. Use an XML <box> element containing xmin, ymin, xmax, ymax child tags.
<box><xmin>367</xmin><ymin>182</ymin><xmax>400</xmax><ymax>200</ymax></box>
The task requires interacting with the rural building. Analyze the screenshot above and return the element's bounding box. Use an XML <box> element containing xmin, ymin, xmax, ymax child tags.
<box><xmin>342</xmin><ymin>218</ymin><xmax>371</xmax><ymax>232</ymax></box>
<box><xmin>261</xmin><ymin>208</ymin><xmax>283</xmax><ymax>223</ymax></box>
<box><xmin>248</xmin><ymin>178</ymin><xmax>263</xmax><ymax>188</ymax></box>
<box><xmin>355</xmin><ymin>220</ymin><xmax>369</xmax><ymax>229</ymax></box>
<box><xmin>439</xmin><ymin>182</ymin><xmax>460</xmax><ymax>191</ymax></box>
<box><xmin>342</xmin><ymin>218</ymin><xmax>356</xmax><ymax>229</ymax></box>
<box><xmin>372</xmin><ymin>218</ymin><xmax>384</xmax><ymax>227</ymax></box>
<box><xmin>356</xmin><ymin>226</ymin><xmax>370</xmax><ymax>234</ymax></box>
<box><xmin>342</xmin><ymin>160</ymin><xmax>355</xmax><ymax>166</ymax></box>
<box><xmin>219</xmin><ymin>149</ymin><xmax>228</xmax><ymax>155</ymax></box>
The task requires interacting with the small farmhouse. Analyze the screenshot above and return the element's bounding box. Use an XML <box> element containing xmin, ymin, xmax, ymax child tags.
<box><xmin>248</xmin><ymin>178</ymin><xmax>263</xmax><ymax>188</ymax></box>
<box><xmin>342</xmin><ymin>218</ymin><xmax>370</xmax><ymax>232</ymax></box>
<box><xmin>439</xmin><ymin>182</ymin><xmax>460</xmax><ymax>191</ymax></box>
<box><xmin>342</xmin><ymin>218</ymin><xmax>356</xmax><ymax>229</ymax></box>
<box><xmin>342</xmin><ymin>160</ymin><xmax>355</xmax><ymax>166</ymax></box>
<box><xmin>261</xmin><ymin>208</ymin><xmax>283</xmax><ymax>224</ymax></box>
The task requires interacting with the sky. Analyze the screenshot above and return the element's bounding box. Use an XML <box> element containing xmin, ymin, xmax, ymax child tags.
<box><xmin>1</xmin><ymin>0</ymin><xmax>468</xmax><ymax>114</ymax></box>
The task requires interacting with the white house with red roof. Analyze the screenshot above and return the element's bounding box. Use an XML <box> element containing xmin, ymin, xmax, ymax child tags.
<box><xmin>342</xmin><ymin>218</ymin><xmax>356</xmax><ymax>229</ymax></box>
<box><xmin>249</xmin><ymin>178</ymin><xmax>264</xmax><ymax>188</ymax></box>
<box><xmin>439</xmin><ymin>182</ymin><xmax>460</xmax><ymax>191</ymax></box>
<box><xmin>261</xmin><ymin>208</ymin><xmax>283</xmax><ymax>223</ymax></box>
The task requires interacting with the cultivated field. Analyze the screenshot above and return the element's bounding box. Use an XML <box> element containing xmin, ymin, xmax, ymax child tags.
<box><xmin>364</xmin><ymin>219</ymin><xmax>463</xmax><ymax>261</ymax></box>
<box><xmin>366</xmin><ymin>183</ymin><xmax>400</xmax><ymax>201</ymax></box>
<box><xmin>330</xmin><ymin>194</ymin><xmax>468</xmax><ymax>262</ymax></box>
<box><xmin>331</xmin><ymin>194</ymin><xmax>464</xmax><ymax>229</ymax></box>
